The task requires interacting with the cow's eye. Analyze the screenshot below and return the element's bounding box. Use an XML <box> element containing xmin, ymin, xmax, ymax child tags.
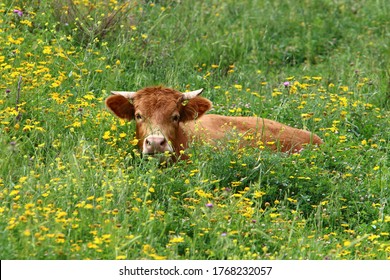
<box><xmin>135</xmin><ymin>113</ymin><xmax>143</xmax><ymax>121</ymax></box>
<box><xmin>172</xmin><ymin>114</ymin><xmax>180</xmax><ymax>122</ymax></box>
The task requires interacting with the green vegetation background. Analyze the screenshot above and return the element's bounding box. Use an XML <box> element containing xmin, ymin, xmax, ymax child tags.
<box><xmin>0</xmin><ymin>0</ymin><xmax>389</xmax><ymax>259</ymax></box>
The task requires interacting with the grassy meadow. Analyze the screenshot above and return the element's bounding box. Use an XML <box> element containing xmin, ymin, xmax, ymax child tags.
<box><xmin>0</xmin><ymin>0</ymin><xmax>389</xmax><ymax>260</ymax></box>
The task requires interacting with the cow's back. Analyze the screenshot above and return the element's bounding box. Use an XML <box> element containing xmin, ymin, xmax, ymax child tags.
<box><xmin>184</xmin><ymin>114</ymin><xmax>322</xmax><ymax>153</ymax></box>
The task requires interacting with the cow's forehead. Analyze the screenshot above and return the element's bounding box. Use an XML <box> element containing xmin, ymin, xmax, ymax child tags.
<box><xmin>133</xmin><ymin>88</ymin><xmax>182</xmax><ymax>115</ymax></box>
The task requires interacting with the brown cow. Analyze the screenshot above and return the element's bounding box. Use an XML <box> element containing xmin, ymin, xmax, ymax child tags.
<box><xmin>105</xmin><ymin>86</ymin><xmax>322</xmax><ymax>160</ymax></box>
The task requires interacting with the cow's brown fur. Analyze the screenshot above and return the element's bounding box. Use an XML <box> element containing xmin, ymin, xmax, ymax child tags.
<box><xmin>105</xmin><ymin>86</ymin><xmax>323</xmax><ymax>159</ymax></box>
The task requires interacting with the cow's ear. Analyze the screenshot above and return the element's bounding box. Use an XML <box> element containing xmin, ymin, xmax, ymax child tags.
<box><xmin>180</xmin><ymin>97</ymin><xmax>212</xmax><ymax>122</ymax></box>
<box><xmin>105</xmin><ymin>95</ymin><xmax>135</xmax><ymax>120</ymax></box>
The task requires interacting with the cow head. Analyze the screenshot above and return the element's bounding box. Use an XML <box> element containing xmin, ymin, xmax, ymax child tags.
<box><xmin>105</xmin><ymin>86</ymin><xmax>212</xmax><ymax>158</ymax></box>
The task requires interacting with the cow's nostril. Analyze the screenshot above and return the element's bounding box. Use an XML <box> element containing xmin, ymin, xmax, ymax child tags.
<box><xmin>160</xmin><ymin>138</ymin><xmax>166</xmax><ymax>147</ymax></box>
<box><xmin>146</xmin><ymin>139</ymin><xmax>151</xmax><ymax>146</ymax></box>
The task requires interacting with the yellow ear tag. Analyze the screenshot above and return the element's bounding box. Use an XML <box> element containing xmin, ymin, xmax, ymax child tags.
<box><xmin>181</xmin><ymin>100</ymin><xmax>189</xmax><ymax>106</ymax></box>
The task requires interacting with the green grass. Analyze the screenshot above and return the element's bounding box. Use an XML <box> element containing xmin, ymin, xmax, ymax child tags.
<box><xmin>0</xmin><ymin>0</ymin><xmax>389</xmax><ymax>260</ymax></box>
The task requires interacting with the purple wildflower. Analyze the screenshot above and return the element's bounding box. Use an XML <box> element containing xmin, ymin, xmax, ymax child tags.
<box><xmin>283</xmin><ymin>81</ymin><xmax>290</xmax><ymax>87</ymax></box>
<box><xmin>13</xmin><ymin>9</ymin><xmax>23</xmax><ymax>17</ymax></box>
<box><xmin>205</xmin><ymin>202</ymin><xmax>213</xmax><ymax>208</ymax></box>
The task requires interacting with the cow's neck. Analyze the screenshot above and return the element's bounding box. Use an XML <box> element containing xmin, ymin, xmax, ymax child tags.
<box><xmin>174</xmin><ymin>124</ymin><xmax>190</xmax><ymax>157</ymax></box>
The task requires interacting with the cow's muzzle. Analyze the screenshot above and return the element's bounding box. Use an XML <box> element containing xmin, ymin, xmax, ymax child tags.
<box><xmin>142</xmin><ymin>135</ymin><xmax>173</xmax><ymax>155</ymax></box>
